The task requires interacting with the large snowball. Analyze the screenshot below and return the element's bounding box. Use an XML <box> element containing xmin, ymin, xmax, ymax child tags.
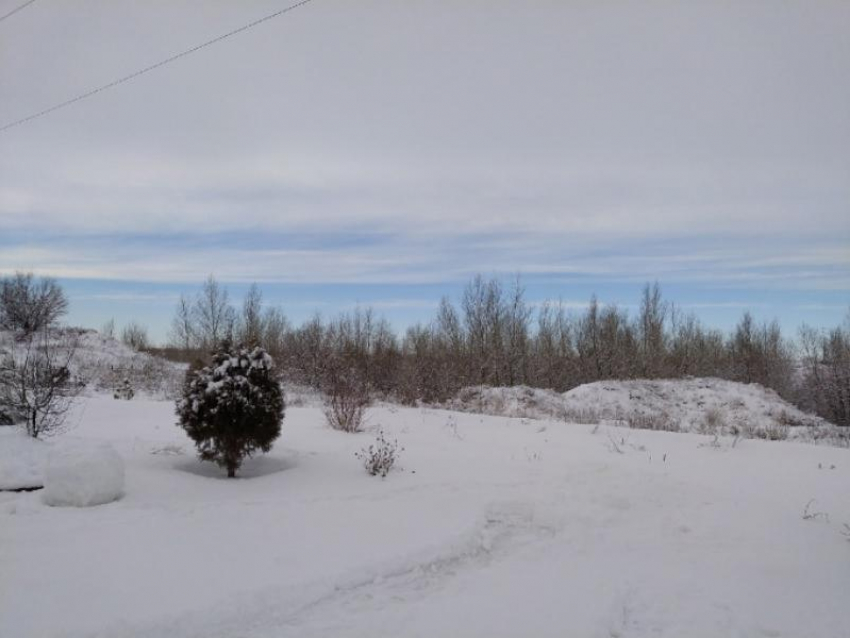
<box><xmin>42</xmin><ymin>443</ymin><xmax>125</xmax><ymax>507</ymax></box>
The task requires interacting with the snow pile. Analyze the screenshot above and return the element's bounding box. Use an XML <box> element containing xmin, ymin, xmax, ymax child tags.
<box><xmin>0</xmin><ymin>429</ymin><xmax>49</xmax><ymax>490</ymax></box>
<box><xmin>42</xmin><ymin>442</ymin><xmax>125</xmax><ymax>507</ymax></box>
<box><xmin>562</xmin><ymin>377</ymin><xmax>826</xmax><ymax>435</ymax></box>
<box><xmin>449</xmin><ymin>378</ymin><xmax>842</xmax><ymax>444</ymax></box>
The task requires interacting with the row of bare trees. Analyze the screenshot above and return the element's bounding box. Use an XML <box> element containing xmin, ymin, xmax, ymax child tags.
<box><xmin>168</xmin><ymin>276</ymin><xmax>849</xmax><ymax>426</ymax></box>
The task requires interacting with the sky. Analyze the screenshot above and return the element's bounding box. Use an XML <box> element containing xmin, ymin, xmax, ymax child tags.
<box><xmin>1</xmin><ymin>0</ymin><xmax>848</xmax><ymax>344</ymax></box>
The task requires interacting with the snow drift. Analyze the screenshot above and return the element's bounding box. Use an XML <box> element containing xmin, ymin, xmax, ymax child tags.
<box><xmin>449</xmin><ymin>377</ymin><xmax>844</xmax><ymax>445</ymax></box>
<box><xmin>0</xmin><ymin>429</ymin><xmax>49</xmax><ymax>490</ymax></box>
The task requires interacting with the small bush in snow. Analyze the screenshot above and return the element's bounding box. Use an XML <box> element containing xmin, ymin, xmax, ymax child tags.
<box><xmin>113</xmin><ymin>378</ymin><xmax>134</xmax><ymax>400</ymax></box>
<box><xmin>753</xmin><ymin>422</ymin><xmax>789</xmax><ymax>441</ymax></box>
<box><xmin>700</xmin><ymin>407</ymin><xmax>726</xmax><ymax>434</ymax></box>
<box><xmin>627</xmin><ymin>411</ymin><xmax>679</xmax><ymax>432</ymax></box>
<box><xmin>355</xmin><ymin>430</ymin><xmax>402</xmax><ymax>477</ymax></box>
<box><xmin>176</xmin><ymin>346</ymin><xmax>284</xmax><ymax>478</ymax></box>
<box><xmin>560</xmin><ymin>406</ymin><xmax>601</xmax><ymax>425</ymax></box>
<box><xmin>322</xmin><ymin>367</ymin><xmax>371</xmax><ymax>433</ymax></box>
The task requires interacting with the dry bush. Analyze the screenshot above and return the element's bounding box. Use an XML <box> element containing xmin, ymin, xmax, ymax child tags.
<box><xmin>700</xmin><ymin>406</ymin><xmax>727</xmax><ymax>434</ymax></box>
<box><xmin>773</xmin><ymin>409</ymin><xmax>805</xmax><ymax>427</ymax></box>
<box><xmin>355</xmin><ymin>430</ymin><xmax>402</xmax><ymax>477</ymax></box>
<box><xmin>627</xmin><ymin>411</ymin><xmax>679</xmax><ymax>432</ymax></box>
<box><xmin>560</xmin><ymin>405</ymin><xmax>601</xmax><ymax>425</ymax></box>
<box><xmin>0</xmin><ymin>330</ymin><xmax>80</xmax><ymax>438</ymax></box>
<box><xmin>323</xmin><ymin>367</ymin><xmax>371</xmax><ymax>433</ymax></box>
<box><xmin>753</xmin><ymin>422</ymin><xmax>789</xmax><ymax>441</ymax></box>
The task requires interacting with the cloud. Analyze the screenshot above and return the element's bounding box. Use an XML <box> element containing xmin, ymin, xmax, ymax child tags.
<box><xmin>0</xmin><ymin>0</ymin><xmax>847</xmax><ymax>301</ymax></box>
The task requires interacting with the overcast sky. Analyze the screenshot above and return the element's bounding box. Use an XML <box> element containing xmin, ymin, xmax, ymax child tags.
<box><xmin>1</xmin><ymin>0</ymin><xmax>848</xmax><ymax>342</ymax></box>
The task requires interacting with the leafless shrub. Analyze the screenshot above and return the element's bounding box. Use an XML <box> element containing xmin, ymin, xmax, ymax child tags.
<box><xmin>753</xmin><ymin>422</ymin><xmax>789</xmax><ymax>441</ymax></box>
<box><xmin>121</xmin><ymin>322</ymin><xmax>150</xmax><ymax>351</ymax></box>
<box><xmin>560</xmin><ymin>405</ymin><xmax>601</xmax><ymax>424</ymax></box>
<box><xmin>0</xmin><ymin>330</ymin><xmax>81</xmax><ymax>438</ymax></box>
<box><xmin>101</xmin><ymin>318</ymin><xmax>116</xmax><ymax>340</ymax></box>
<box><xmin>627</xmin><ymin>411</ymin><xmax>679</xmax><ymax>432</ymax></box>
<box><xmin>700</xmin><ymin>407</ymin><xmax>726</xmax><ymax>434</ymax></box>
<box><xmin>355</xmin><ymin>430</ymin><xmax>402</xmax><ymax>477</ymax></box>
<box><xmin>113</xmin><ymin>378</ymin><xmax>134</xmax><ymax>400</ymax></box>
<box><xmin>323</xmin><ymin>367</ymin><xmax>371</xmax><ymax>433</ymax></box>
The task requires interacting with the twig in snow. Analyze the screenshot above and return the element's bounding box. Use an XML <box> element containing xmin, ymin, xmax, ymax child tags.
<box><xmin>802</xmin><ymin>499</ymin><xmax>829</xmax><ymax>523</ymax></box>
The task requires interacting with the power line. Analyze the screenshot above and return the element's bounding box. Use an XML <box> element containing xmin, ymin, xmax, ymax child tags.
<box><xmin>0</xmin><ymin>0</ymin><xmax>316</xmax><ymax>133</ymax></box>
<box><xmin>0</xmin><ymin>0</ymin><xmax>37</xmax><ymax>23</ymax></box>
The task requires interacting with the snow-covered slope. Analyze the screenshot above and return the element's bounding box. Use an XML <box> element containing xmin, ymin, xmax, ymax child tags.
<box><xmin>449</xmin><ymin>378</ymin><xmax>844</xmax><ymax>446</ymax></box>
<box><xmin>563</xmin><ymin>377</ymin><xmax>822</xmax><ymax>431</ymax></box>
<box><xmin>1</xmin><ymin>394</ymin><xmax>848</xmax><ymax>637</ymax></box>
<box><xmin>0</xmin><ymin>328</ymin><xmax>183</xmax><ymax>399</ymax></box>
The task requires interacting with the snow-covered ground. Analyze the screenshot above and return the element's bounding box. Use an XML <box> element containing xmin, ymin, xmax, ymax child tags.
<box><xmin>2</xmin><ymin>393</ymin><xmax>849</xmax><ymax>637</ymax></box>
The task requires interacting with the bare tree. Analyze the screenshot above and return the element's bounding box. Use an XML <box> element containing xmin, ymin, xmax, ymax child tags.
<box><xmin>0</xmin><ymin>330</ymin><xmax>80</xmax><ymax>438</ymax></box>
<box><xmin>637</xmin><ymin>282</ymin><xmax>668</xmax><ymax>377</ymax></box>
<box><xmin>533</xmin><ymin>300</ymin><xmax>575</xmax><ymax>390</ymax></box>
<box><xmin>238</xmin><ymin>283</ymin><xmax>265</xmax><ymax>348</ymax></box>
<box><xmin>462</xmin><ymin>276</ymin><xmax>505</xmax><ymax>385</ymax></box>
<box><xmin>121</xmin><ymin>322</ymin><xmax>150</xmax><ymax>351</ymax></box>
<box><xmin>576</xmin><ymin>296</ymin><xmax>604</xmax><ymax>381</ymax></box>
<box><xmin>101</xmin><ymin>318</ymin><xmax>116</xmax><ymax>340</ymax></box>
<box><xmin>261</xmin><ymin>306</ymin><xmax>290</xmax><ymax>363</ymax></box>
<box><xmin>503</xmin><ymin>276</ymin><xmax>532</xmax><ymax>386</ymax></box>
<box><xmin>0</xmin><ymin>272</ymin><xmax>68</xmax><ymax>336</ymax></box>
<box><xmin>169</xmin><ymin>294</ymin><xmax>195</xmax><ymax>352</ymax></box>
<box><xmin>799</xmin><ymin>318</ymin><xmax>850</xmax><ymax>426</ymax></box>
<box><xmin>192</xmin><ymin>276</ymin><xmax>236</xmax><ymax>351</ymax></box>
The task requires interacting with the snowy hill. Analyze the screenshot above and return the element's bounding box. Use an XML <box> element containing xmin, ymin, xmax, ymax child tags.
<box><xmin>0</xmin><ymin>328</ymin><xmax>183</xmax><ymax>399</ymax></box>
<box><xmin>449</xmin><ymin>378</ymin><xmax>844</xmax><ymax>446</ymax></box>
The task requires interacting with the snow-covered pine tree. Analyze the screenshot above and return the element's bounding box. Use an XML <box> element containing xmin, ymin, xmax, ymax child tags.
<box><xmin>176</xmin><ymin>345</ymin><xmax>283</xmax><ymax>477</ymax></box>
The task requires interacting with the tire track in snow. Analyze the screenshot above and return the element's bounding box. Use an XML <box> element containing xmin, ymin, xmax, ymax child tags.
<box><xmin>89</xmin><ymin>500</ymin><xmax>562</xmax><ymax>638</ymax></box>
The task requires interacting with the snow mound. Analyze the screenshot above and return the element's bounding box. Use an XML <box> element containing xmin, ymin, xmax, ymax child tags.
<box><xmin>562</xmin><ymin>377</ymin><xmax>825</xmax><ymax>434</ymax></box>
<box><xmin>449</xmin><ymin>378</ymin><xmax>842</xmax><ymax>444</ymax></box>
<box><xmin>0</xmin><ymin>429</ymin><xmax>49</xmax><ymax>490</ymax></box>
<box><xmin>42</xmin><ymin>443</ymin><xmax>125</xmax><ymax>507</ymax></box>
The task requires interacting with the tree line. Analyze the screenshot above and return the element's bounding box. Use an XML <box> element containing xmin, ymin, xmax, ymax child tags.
<box><xmin>164</xmin><ymin>275</ymin><xmax>850</xmax><ymax>427</ymax></box>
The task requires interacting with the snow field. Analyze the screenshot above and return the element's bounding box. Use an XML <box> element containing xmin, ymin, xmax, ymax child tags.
<box><xmin>1</xmin><ymin>394</ymin><xmax>848</xmax><ymax>637</ymax></box>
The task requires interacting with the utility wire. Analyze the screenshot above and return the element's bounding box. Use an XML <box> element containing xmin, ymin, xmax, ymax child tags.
<box><xmin>0</xmin><ymin>0</ymin><xmax>36</xmax><ymax>24</ymax></box>
<box><xmin>0</xmin><ymin>0</ymin><xmax>316</xmax><ymax>133</ymax></box>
